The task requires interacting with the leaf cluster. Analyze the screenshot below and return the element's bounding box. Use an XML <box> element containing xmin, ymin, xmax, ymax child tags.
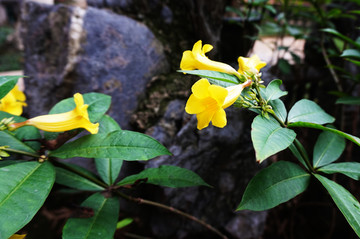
<box><xmin>0</xmin><ymin>76</ymin><xmax>209</xmax><ymax>238</ymax></box>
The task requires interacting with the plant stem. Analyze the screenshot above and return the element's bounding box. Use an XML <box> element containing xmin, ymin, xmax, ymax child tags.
<box><xmin>269</xmin><ymin>112</ymin><xmax>314</xmax><ymax>172</ymax></box>
<box><xmin>115</xmin><ymin>191</ymin><xmax>228</xmax><ymax>239</ymax></box>
<box><xmin>3</xmin><ymin>148</ymin><xmax>40</xmax><ymax>158</ymax></box>
<box><xmin>320</xmin><ymin>33</ymin><xmax>343</xmax><ymax>92</ymax></box>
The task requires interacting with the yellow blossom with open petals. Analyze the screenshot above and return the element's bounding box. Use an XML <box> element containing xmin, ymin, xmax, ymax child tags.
<box><xmin>0</xmin><ymin>85</ymin><xmax>27</xmax><ymax>116</ymax></box>
<box><xmin>185</xmin><ymin>78</ymin><xmax>252</xmax><ymax>130</ymax></box>
<box><xmin>180</xmin><ymin>40</ymin><xmax>242</xmax><ymax>78</ymax></box>
<box><xmin>237</xmin><ymin>54</ymin><xmax>266</xmax><ymax>75</ymax></box>
<box><xmin>10</xmin><ymin>93</ymin><xmax>99</xmax><ymax>134</ymax></box>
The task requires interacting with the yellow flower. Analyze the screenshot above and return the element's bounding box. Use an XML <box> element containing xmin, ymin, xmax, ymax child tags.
<box><xmin>10</xmin><ymin>93</ymin><xmax>99</xmax><ymax>134</ymax></box>
<box><xmin>180</xmin><ymin>40</ymin><xmax>241</xmax><ymax>78</ymax></box>
<box><xmin>0</xmin><ymin>85</ymin><xmax>27</xmax><ymax>116</ymax></box>
<box><xmin>185</xmin><ymin>78</ymin><xmax>252</xmax><ymax>130</ymax></box>
<box><xmin>9</xmin><ymin>234</ymin><xmax>26</xmax><ymax>239</ymax></box>
<box><xmin>237</xmin><ymin>54</ymin><xmax>266</xmax><ymax>75</ymax></box>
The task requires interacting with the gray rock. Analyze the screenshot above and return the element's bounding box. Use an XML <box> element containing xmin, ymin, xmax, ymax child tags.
<box><xmin>21</xmin><ymin>2</ymin><xmax>169</xmax><ymax>130</ymax></box>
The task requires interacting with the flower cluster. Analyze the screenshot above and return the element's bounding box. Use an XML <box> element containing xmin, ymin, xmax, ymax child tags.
<box><xmin>180</xmin><ymin>40</ymin><xmax>266</xmax><ymax>130</ymax></box>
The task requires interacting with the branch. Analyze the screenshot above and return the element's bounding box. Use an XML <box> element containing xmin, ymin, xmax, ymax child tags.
<box><xmin>115</xmin><ymin>191</ymin><xmax>228</xmax><ymax>239</ymax></box>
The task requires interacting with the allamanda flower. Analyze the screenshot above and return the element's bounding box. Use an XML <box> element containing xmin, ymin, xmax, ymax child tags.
<box><xmin>185</xmin><ymin>78</ymin><xmax>252</xmax><ymax>130</ymax></box>
<box><xmin>237</xmin><ymin>54</ymin><xmax>266</xmax><ymax>75</ymax></box>
<box><xmin>10</xmin><ymin>93</ymin><xmax>99</xmax><ymax>134</ymax></box>
<box><xmin>180</xmin><ymin>40</ymin><xmax>242</xmax><ymax>78</ymax></box>
<box><xmin>9</xmin><ymin>234</ymin><xmax>26</xmax><ymax>239</ymax></box>
<box><xmin>0</xmin><ymin>85</ymin><xmax>27</xmax><ymax>116</ymax></box>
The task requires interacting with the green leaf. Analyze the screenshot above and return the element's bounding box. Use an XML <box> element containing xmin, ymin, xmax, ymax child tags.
<box><xmin>62</xmin><ymin>193</ymin><xmax>119</xmax><ymax>239</ymax></box>
<box><xmin>313</xmin><ymin>131</ymin><xmax>345</xmax><ymax>168</ymax></box>
<box><xmin>0</xmin><ymin>161</ymin><xmax>55</xmax><ymax>238</ymax></box>
<box><xmin>318</xmin><ymin>162</ymin><xmax>360</xmax><ymax>180</ymax></box>
<box><xmin>288</xmin><ymin>139</ymin><xmax>310</xmax><ymax>170</ymax></box>
<box><xmin>0</xmin><ymin>131</ymin><xmax>38</xmax><ymax>155</ymax></box>
<box><xmin>341</xmin><ymin>49</ymin><xmax>360</xmax><ymax>60</ymax></box>
<box><xmin>0</xmin><ymin>112</ymin><xmax>41</xmax><ymax>151</ymax></box>
<box><xmin>277</xmin><ymin>59</ymin><xmax>292</xmax><ymax>75</ymax></box>
<box><xmin>314</xmin><ymin>174</ymin><xmax>360</xmax><ymax>237</ymax></box>
<box><xmin>44</xmin><ymin>93</ymin><xmax>111</xmax><ymax>140</ymax></box>
<box><xmin>251</xmin><ymin>115</ymin><xmax>296</xmax><ymax>163</ymax></box>
<box><xmin>288</xmin><ymin>122</ymin><xmax>360</xmax><ymax>146</ymax></box>
<box><xmin>49</xmin><ymin>130</ymin><xmax>171</xmax><ymax>161</ymax></box>
<box><xmin>178</xmin><ymin>70</ymin><xmax>241</xmax><ymax>84</ymax></box>
<box><xmin>98</xmin><ymin>115</ymin><xmax>121</xmax><ymax>133</ymax></box>
<box><xmin>336</xmin><ymin>96</ymin><xmax>360</xmax><ymax>105</ymax></box>
<box><xmin>117</xmin><ymin>165</ymin><xmax>210</xmax><ymax>188</ymax></box>
<box><xmin>322</xmin><ymin>28</ymin><xmax>360</xmax><ymax>49</ymax></box>
<box><xmin>116</xmin><ymin>218</ymin><xmax>133</xmax><ymax>229</ymax></box>
<box><xmin>237</xmin><ymin>161</ymin><xmax>310</xmax><ymax>211</ymax></box>
<box><xmin>95</xmin><ymin>115</ymin><xmax>123</xmax><ymax>185</ymax></box>
<box><xmin>55</xmin><ymin>165</ymin><xmax>105</xmax><ymax>191</ymax></box>
<box><xmin>264</xmin><ymin>4</ymin><xmax>277</xmax><ymax>14</ymax></box>
<box><xmin>95</xmin><ymin>158</ymin><xmax>122</xmax><ymax>186</ymax></box>
<box><xmin>269</xmin><ymin>99</ymin><xmax>287</xmax><ymax>122</ymax></box>
<box><xmin>0</xmin><ymin>75</ymin><xmax>22</xmax><ymax>99</ymax></box>
<box><xmin>261</xmin><ymin>79</ymin><xmax>288</xmax><ymax>101</ymax></box>
<box><xmin>287</xmin><ymin>99</ymin><xmax>335</xmax><ymax>124</ymax></box>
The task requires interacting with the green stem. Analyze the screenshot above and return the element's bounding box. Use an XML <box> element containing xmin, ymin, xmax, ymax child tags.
<box><xmin>114</xmin><ymin>191</ymin><xmax>228</xmax><ymax>239</ymax></box>
<box><xmin>269</xmin><ymin>112</ymin><xmax>314</xmax><ymax>172</ymax></box>
<box><xmin>3</xmin><ymin>148</ymin><xmax>40</xmax><ymax>158</ymax></box>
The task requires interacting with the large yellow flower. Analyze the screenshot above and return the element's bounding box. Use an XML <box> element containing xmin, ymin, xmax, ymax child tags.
<box><xmin>10</xmin><ymin>93</ymin><xmax>99</xmax><ymax>134</ymax></box>
<box><xmin>185</xmin><ymin>78</ymin><xmax>252</xmax><ymax>130</ymax></box>
<box><xmin>237</xmin><ymin>55</ymin><xmax>266</xmax><ymax>75</ymax></box>
<box><xmin>180</xmin><ymin>40</ymin><xmax>242</xmax><ymax>78</ymax></box>
<box><xmin>0</xmin><ymin>85</ymin><xmax>27</xmax><ymax>116</ymax></box>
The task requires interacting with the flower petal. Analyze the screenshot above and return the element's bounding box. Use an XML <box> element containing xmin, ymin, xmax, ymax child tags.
<box><xmin>208</xmin><ymin>84</ymin><xmax>228</xmax><ymax>105</ymax></box>
<box><xmin>238</xmin><ymin>55</ymin><xmax>266</xmax><ymax>74</ymax></box>
<box><xmin>185</xmin><ymin>94</ymin><xmax>206</xmax><ymax>114</ymax></box>
<box><xmin>192</xmin><ymin>78</ymin><xmax>210</xmax><ymax>99</ymax></box>
<box><xmin>212</xmin><ymin>108</ymin><xmax>227</xmax><ymax>128</ymax></box>
<box><xmin>202</xmin><ymin>44</ymin><xmax>213</xmax><ymax>54</ymax></box>
<box><xmin>196</xmin><ymin>109</ymin><xmax>215</xmax><ymax>130</ymax></box>
<box><xmin>223</xmin><ymin>80</ymin><xmax>252</xmax><ymax>108</ymax></box>
<box><xmin>180</xmin><ymin>51</ymin><xmax>196</xmax><ymax>70</ymax></box>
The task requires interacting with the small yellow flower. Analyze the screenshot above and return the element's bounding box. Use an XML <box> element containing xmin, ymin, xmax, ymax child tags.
<box><xmin>0</xmin><ymin>85</ymin><xmax>27</xmax><ymax>116</ymax></box>
<box><xmin>10</xmin><ymin>93</ymin><xmax>99</xmax><ymax>134</ymax></box>
<box><xmin>185</xmin><ymin>78</ymin><xmax>252</xmax><ymax>130</ymax></box>
<box><xmin>237</xmin><ymin>55</ymin><xmax>266</xmax><ymax>75</ymax></box>
<box><xmin>180</xmin><ymin>40</ymin><xmax>241</xmax><ymax>78</ymax></box>
<box><xmin>9</xmin><ymin>234</ymin><xmax>26</xmax><ymax>239</ymax></box>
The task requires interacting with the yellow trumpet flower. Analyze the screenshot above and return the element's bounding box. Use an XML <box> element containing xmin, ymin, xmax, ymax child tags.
<box><xmin>9</xmin><ymin>234</ymin><xmax>26</xmax><ymax>239</ymax></box>
<box><xmin>180</xmin><ymin>40</ymin><xmax>242</xmax><ymax>78</ymax></box>
<box><xmin>185</xmin><ymin>78</ymin><xmax>252</xmax><ymax>130</ymax></box>
<box><xmin>10</xmin><ymin>93</ymin><xmax>99</xmax><ymax>134</ymax></box>
<box><xmin>0</xmin><ymin>85</ymin><xmax>27</xmax><ymax>116</ymax></box>
<box><xmin>237</xmin><ymin>54</ymin><xmax>266</xmax><ymax>75</ymax></box>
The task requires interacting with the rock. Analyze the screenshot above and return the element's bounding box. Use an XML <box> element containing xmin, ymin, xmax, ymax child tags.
<box><xmin>145</xmin><ymin>100</ymin><xmax>267</xmax><ymax>238</ymax></box>
<box><xmin>21</xmin><ymin>1</ymin><xmax>169</xmax><ymax>130</ymax></box>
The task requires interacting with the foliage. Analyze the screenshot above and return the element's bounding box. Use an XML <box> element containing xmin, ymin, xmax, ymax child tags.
<box><xmin>0</xmin><ymin>76</ymin><xmax>210</xmax><ymax>238</ymax></box>
<box><xmin>180</xmin><ymin>36</ymin><xmax>360</xmax><ymax>237</ymax></box>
